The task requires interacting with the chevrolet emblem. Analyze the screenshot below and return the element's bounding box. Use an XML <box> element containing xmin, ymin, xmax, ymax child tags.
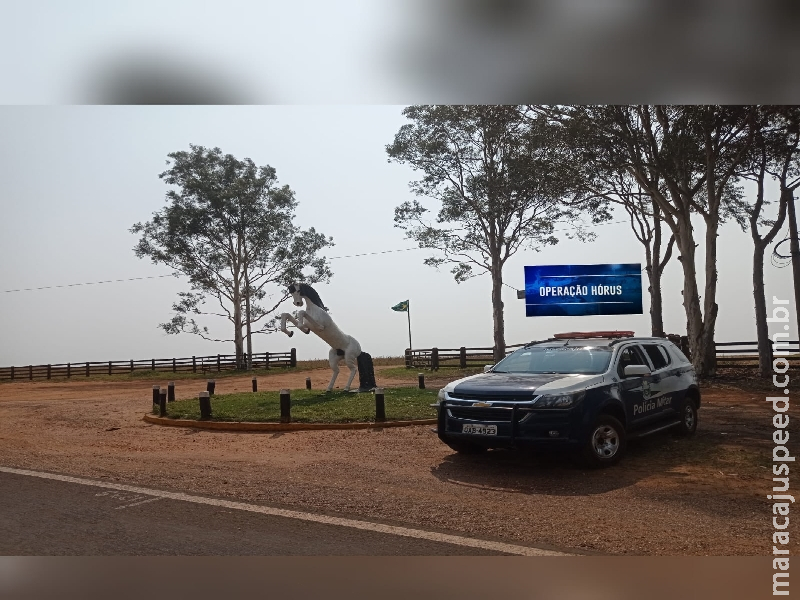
<box><xmin>472</xmin><ymin>402</ymin><xmax>492</xmax><ymax>407</ymax></box>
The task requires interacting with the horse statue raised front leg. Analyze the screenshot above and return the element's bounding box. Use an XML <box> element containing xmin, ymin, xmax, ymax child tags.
<box><xmin>279</xmin><ymin>283</ymin><xmax>363</xmax><ymax>392</ymax></box>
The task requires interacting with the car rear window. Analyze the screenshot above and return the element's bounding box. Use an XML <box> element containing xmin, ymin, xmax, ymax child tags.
<box><xmin>642</xmin><ymin>344</ymin><xmax>670</xmax><ymax>370</ymax></box>
<box><xmin>493</xmin><ymin>346</ymin><xmax>612</xmax><ymax>375</ymax></box>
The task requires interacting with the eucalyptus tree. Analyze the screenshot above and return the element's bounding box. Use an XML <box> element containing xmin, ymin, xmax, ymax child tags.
<box><xmin>387</xmin><ymin>105</ymin><xmax>575</xmax><ymax>362</ymax></box>
<box><xmin>740</xmin><ymin>107</ymin><xmax>800</xmax><ymax>375</ymax></box>
<box><xmin>558</xmin><ymin>105</ymin><xmax>756</xmax><ymax>377</ymax></box>
<box><xmin>131</xmin><ymin>145</ymin><xmax>333</xmax><ymax>368</ymax></box>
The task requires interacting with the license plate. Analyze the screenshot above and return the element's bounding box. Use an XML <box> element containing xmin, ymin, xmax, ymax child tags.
<box><xmin>462</xmin><ymin>424</ymin><xmax>497</xmax><ymax>435</ymax></box>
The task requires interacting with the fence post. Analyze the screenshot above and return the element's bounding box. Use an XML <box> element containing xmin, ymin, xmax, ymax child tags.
<box><xmin>151</xmin><ymin>358</ymin><xmax>155</xmax><ymax>371</ymax></box>
<box><xmin>405</xmin><ymin>348</ymin><xmax>411</xmax><ymax>369</ymax></box>
<box><xmin>252</xmin><ymin>377</ymin><xmax>257</xmax><ymax>392</ymax></box>
<box><xmin>375</xmin><ymin>388</ymin><xmax>385</xmax><ymax>422</ymax></box>
<box><xmin>159</xmin><ymin>389</ymin><xmax>167</xmax><ymax>417</ymax></box>
<box><xmin>199</xmin><ymin>391</ymin><xmax>212</xmax><ymax>419</ymax></box>
<box><xmin>10</xmin><ymin>366</ymin><xmax>13</xmax><ymax>381</ymax></box>
<box><xmin>306</xmin><ymin>377</ymin><xmax>311</xmax><ymax>390</ymax></box>
<box><xmin>432</xmin><ymin>348</ymin><xmax>439</xmax><ymax>371</ymax></box>
<box><xmin>217</xmin><ymin>355</ymin><xmax>220</xmax><ymax>372</ymax></box>
<box><xmin>173</xmin><ymin>358</ymin><xmax>176</xmax><ymax>373</ymax></box>
<box><xmin>168</xmin><ymin>381</ymin><xmax>175</xmax><ymax>402</ymax></box>
<box><xmin>29</xmin><ymin>365</ymin><xmax>32</xmax><ymax>380</ymax></box>
<box><xmin>192</xmin><ymin>356</ymin><xmax>196</xmax><ymax>373</ymax></box>
<box><xmin>459</xmin><ymin>347</ymin><xmax>466</xmax><ymax>369</ymax></box>
<box><xmin>418</xmin><ymin>373</ymin><xmax>425</xmax><ymax>389</ymax></box>
<box><xmin>130</xmin><ymin>360</ymin><xmax>133</xmax><ymax>373</ymax></box>
<box><xmin>108</xmin><ymin>361</ymin><xmax>112</xmax><ymax>376</ymax></box>
<box><xmin>66</xmin><ymin>363</ymin><xmax>70</xmax><ymax>378</ymax></box>
<box><xmin>85</xmin><ymin>362</ymin><xmax>89</xmax><ymax>377</ymax></box>
<box><xmin>290</xmin><ymin>348</ymin><xmax>297</xmax><ymax>368</ymax></box>
<box><xmin>280</xmin><ymin>389</ymin><xmax>291</xmax><ymax>423</ymax></box>
<box><xmin>265</xmin><ymin>351</ymin><xmax>270</xmax><ymax>369</ymax></box>
<box><xmin>47</xmin><ymin>364</ymin><xmax>51</xmax><ymax>379</ymax></box>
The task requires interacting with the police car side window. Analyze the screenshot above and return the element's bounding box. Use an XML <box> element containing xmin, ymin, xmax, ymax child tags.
<box><xmin>642</xmin><ymin>344</ymin><xmax>669</xmax><ymax>371</ymax></box>
<box><xmin>616</xmin><ymin>345</ymin><xmax>647</xmax><ymax>377</ymax></box>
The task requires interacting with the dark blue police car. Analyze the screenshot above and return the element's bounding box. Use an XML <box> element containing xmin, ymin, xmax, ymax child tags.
<box><xmin>435</xmin><ymin>332</ymin><xmax>700</xmax><ymax>467</ymax></box>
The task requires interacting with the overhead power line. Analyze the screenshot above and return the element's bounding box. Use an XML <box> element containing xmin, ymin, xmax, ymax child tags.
<box><xmin>2</xmin><ymin>219</ymin><xmax>635</xmax><ymax>294</ymax></box>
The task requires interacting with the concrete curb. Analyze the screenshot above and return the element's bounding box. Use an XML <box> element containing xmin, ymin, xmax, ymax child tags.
<box><xmin>143</xmin><ymin>413</ymin><xmax>437</xmax><ymax>432</ymax></box>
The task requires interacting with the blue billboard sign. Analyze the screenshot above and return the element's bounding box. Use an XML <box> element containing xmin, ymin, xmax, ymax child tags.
<box><xmin>524</xmin><ymin>263</ymin><xmax>643</xmax><ymax>317</ymax></box>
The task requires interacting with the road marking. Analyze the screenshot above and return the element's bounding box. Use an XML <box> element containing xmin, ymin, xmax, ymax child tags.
<box><xmin>115</xmin><ymin>497</ymin><xmax>162</xmax><ymax>510</ymax></box>
<box><xmin>0</xmin><ymin>466</ymin><xmax>569</xmax><ymax>556</ymax></box>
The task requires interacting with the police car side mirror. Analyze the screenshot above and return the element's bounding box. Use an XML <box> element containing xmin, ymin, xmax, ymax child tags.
<box><xmin>624</xmin><ymin>365</ymin><xmax>651</xmax><ymax>378</ymax></box>
<box><xmin>484</xmin><ymin>365</ymin><xmax>493</xmax><ymax>373</ymax></box>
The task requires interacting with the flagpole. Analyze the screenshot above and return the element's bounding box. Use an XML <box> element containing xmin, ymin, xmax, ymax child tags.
<box><xmin>407</xmin><ymin>302</ymin><xmax>412</xmax><ymax>350</ymax></box>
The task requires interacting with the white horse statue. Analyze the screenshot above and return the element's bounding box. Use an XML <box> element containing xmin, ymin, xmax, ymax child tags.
<box><xmin>279</xmin><ymin>283</ymin><xmax>363</xmax><ymax>392</ymax></box>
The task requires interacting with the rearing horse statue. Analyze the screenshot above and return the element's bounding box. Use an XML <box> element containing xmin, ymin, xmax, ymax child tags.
<box><xmin>279</xmin><ymin>283</ymin><xmax>364</xmax><ymax>392</ymax></box>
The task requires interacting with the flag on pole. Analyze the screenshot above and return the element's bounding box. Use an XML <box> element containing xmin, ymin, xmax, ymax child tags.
<box><xmin>391</xmin><ymin>300</ymin><xmax>409</xmax><ymax>312</ymax></box>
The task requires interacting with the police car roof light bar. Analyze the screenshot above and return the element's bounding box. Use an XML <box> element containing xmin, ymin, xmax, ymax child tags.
<box><xmin>553</xmin><ymin>331</ymin><xmax>635</xmax><ymax>340</ymax></box>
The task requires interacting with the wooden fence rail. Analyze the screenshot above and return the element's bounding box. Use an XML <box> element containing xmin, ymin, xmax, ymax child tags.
<box><xmin>405</xmin><ymin>340</ymin><xmax>800</xmax><ymax>370</ymax></box>
<box><xmin>0</xmin><ymin>349</ymin><xmax>297</xmax><ymax>382</ymax></box>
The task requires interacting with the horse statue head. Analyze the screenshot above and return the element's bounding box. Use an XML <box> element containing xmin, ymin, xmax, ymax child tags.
<box><xmin>288</xmin><ymin>282</ymin><xmax>328</xmax><ymax>311</ymax></box>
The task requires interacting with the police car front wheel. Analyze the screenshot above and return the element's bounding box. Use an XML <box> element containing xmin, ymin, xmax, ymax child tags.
<box><xmin>674</xmin><ymin>399</ymin><xmax>698</xmax><ymax>437</ymax></box>
<box><xmin>582</xmin><ymin>415</ymin><xmax>626</xmax><ymax>468</ymax></box>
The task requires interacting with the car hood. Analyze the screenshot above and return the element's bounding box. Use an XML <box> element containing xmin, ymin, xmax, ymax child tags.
<box><xmin>446</xmin><ymin>372</ymin><xmax>603</xmax><ymax>398</ymax></box>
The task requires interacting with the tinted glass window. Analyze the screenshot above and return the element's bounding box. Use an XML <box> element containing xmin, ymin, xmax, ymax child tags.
<box><xmin>616</xmin><ymin>345</ymin><xmax>648</xmax><ymax>377</ymax></box>
<box><xmin>642</xmin><ymin>344</ymin><xmax>669</xmax><ymax>370</ymax></box>
<box><xmin>493</xmin><ymin>346</ymin><xmax>612</xmax><ymax>374</ymax></box>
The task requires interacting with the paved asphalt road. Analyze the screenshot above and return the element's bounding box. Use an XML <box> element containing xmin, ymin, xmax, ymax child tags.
<box><xmin>0</xmin><ymin>469</ymin><xmax>534</xmax><ymax>556</ymax></box>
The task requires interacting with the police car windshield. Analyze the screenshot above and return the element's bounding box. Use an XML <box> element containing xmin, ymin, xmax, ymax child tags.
<box><xmin>492</xmin><ymin>346</ymin><xmax>612</xmax><ymax>375</ymax></box>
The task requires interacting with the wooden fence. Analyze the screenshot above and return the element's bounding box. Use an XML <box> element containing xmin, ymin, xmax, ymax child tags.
<box><xmin>0</xmin><ymin>350</ymin><xmax>296</xmax><ymax>382</ymax></box>
<box><xmin>406</xmin><ymin>340</ymin><xmax>800</xmax><ymax>370</ymax></box>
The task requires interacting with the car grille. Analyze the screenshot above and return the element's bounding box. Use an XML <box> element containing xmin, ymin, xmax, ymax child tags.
<box><xmin>448</xmin><ymin>393</ymin><xmax>532</xmax><ymax>402</ymax></box>
<box><xmin>448</xmin><ymin>407</ymin><xmax>513</xmax><ymax>422</ymax></box>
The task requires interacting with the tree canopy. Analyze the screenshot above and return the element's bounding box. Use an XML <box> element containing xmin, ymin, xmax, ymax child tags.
<box><xmin>131</xmin><ymin>145</ymin><xmax>333</xmax><ymax>366</ymax></box>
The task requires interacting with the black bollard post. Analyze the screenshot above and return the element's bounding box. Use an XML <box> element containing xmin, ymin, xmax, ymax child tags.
<box><xmin>252</xmin><ymin>377</ymin><xmax>258</xmax><ymax>392</ymax></box>
<box><xmin>152</xmin><ymin>385</ymin><xmax>160</xmax><ymax>407</ymax></box>
<box><xmin>199</xmin><ymin>391</ymin><xmax>212</xmax><ymax>419</ymax></box>
<box><xmin>418</xmin><ymin>373</ymin><xmax>425</xmax><ymax>389</ymax></box>
<box><xmin>375</xmin><ymin>388</ymin><xmax>386</xmax><ymax>422</ymax></box>
<box><xmin>159</xmin><ymin>389</ymin><xmax>167</xmax><ymax>417</ymax></box>
<box><xmin>207</xmin><ymin>379</ymin><xmax>216</xmax><ymax>396</ymax></box>
<box><xmin>167</xmin><ymin>381</ymin><xmax>175</xmax><ymax>402</ymax></box>
<box><xmin>280</xmin><ymin>389</ymin><xmax>291</xmax><ymax>423</ymax></box>
<box><xmin>305</xmin><ymin>377</ymin><xmax>311</xmax><ymax>390</ymax></box>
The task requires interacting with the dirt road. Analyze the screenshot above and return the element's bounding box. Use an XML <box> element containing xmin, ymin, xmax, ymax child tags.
<box><xmin>0</xmin><ymin>367</ymin><xmax>791</xmax><ymax>555</ymax></box>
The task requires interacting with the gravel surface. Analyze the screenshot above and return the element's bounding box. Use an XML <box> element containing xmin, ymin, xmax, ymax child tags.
<box><xmin>0</xmin><ymin>366</ymin><xmax>793</xmax><ymax>556</ymax></box>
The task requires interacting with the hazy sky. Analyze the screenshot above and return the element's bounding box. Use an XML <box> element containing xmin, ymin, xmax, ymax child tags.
<box><xmin>0</xmin><ymin>106</ymin><xmax>794</xmax><ymax>366</ymax></box>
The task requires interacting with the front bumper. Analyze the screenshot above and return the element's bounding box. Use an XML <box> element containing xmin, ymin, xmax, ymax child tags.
<box><xmin>436</xmin><ymin>399</ymin><xmax>584</xmax><ymax>448</ymax></box>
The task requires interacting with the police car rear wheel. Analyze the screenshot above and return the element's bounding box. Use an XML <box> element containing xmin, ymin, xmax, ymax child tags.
<box><xmin>582</xmin><ymin>415</ymin><xmax>626</xmax><ymax>467</ymax></box>
<box><xmin>674</xmin><ymin>400</ymin><xmax>698</xmax><ymax>437</ymax></box>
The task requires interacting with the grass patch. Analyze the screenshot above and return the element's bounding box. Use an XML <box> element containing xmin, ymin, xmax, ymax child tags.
<box><xmin>163</xmin><ymin>386</ymin><xmax>439</xmax><ymax>423</ymax></box>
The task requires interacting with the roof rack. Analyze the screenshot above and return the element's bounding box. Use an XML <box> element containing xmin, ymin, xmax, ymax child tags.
<box><xmin>552</xmin><ymin>331</ymin><xmax>635</xmax><ymax>340</ymax></box>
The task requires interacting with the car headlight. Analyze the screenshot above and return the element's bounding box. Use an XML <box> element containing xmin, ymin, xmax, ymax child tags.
<box><xmin>533</xmin><ymin>390</ymin><xmax>585</xmax><ymax>408</ymax></box>
<box><xmin>437</xmin><ymin>388</ymin><xmax>447</xmax><ymax>402</ymax></box>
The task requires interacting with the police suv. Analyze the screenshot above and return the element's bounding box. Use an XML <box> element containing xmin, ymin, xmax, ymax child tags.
<box><xmin>435</xmin><ymin>332</ymin><xmax>700</xmax><ymax>467</ymax></box>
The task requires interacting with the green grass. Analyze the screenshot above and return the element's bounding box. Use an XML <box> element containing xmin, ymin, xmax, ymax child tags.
<box><xmin>162</xmin><ymin>386</ymin><xmax>439</xmax><ymax>423</ymax></box>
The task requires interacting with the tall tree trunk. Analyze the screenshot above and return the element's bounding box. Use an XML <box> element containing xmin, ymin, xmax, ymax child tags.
<box><xmin>787</xmin><ymin>192</ymin><xmax>800</xmax><ymax>320</ymax></box>
<box><xmin>244</xmin><ymin>268</ymin><xmax>253</xmax><ymax>371</ymax></box>
<box><xmin>491</xmin><ymin>258</ymin><xmax>506</xmax><ymax>363</ymax></box>
<box><xmin>699</xmin><ymin>212</ymin><xmax>720</xmax><ymax>377</ymax></box>
<box><xmin>673</xmin><ymin>213</ymin><xmax>705</xmax><ymax>372</ymax></box>
<box><xmin>232</xmin><ymin>286</ymin><xmax>244</xmax><ymax>369</ymax></box>
<box><xmin>753</xmin><ymin>239</ymin><xmax>772</xmax><ymax>376</ymax></box>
